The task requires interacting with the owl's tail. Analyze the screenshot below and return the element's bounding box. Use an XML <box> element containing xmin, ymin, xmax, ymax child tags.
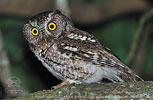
<box><xmin>115</xmin><ymin>62</ymin><xmax>144</xmax><ymax>82</ymax></box>
<box><xmin>120</xmin><ymin>71</ymin><xmax>144</xmax><ymax>82</ymax></box>
<box><xmin>101</xmin><ymin>66</ymin><xmax>144</xmax><ymax>83</ymax></box>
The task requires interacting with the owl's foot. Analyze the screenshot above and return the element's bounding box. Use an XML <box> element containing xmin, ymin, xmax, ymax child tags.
<box><xmin>52</xmin><ymin>79</ymin><xmax>75</xmax><ymax>89</ymax></box>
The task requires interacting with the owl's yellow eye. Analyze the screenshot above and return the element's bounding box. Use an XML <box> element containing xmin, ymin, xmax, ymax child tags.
<box><xmin>48</xmin><ymin>22</ymin><xmax>56</xmax><ymax>31</ymax></box>
<box><xmin>32</xmin><ymin>28</ymin><xmax>39</xmax><ymax>36</ymax></box>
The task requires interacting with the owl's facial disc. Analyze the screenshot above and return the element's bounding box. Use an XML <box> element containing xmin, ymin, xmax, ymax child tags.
<box><xmin>23</xmin><ymin>10</ymin><xmax>74</xmax><ymax>46</ymax></box>
<box><xmin>28</xmin><ymin>10</ymin><xmax>74</xmax><ymax>38</ymax></box>
<box><xmin>23</xmin><ymin>23</ymin><xmax>41</xmax><ymax>46</ymax></box>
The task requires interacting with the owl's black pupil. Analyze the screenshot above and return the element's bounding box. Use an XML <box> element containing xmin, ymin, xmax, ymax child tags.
<box><xmin>50</xmin><ymin>25</ymin><xmax>54</xmax><ymax>28</ymax></box>
<box><xmin>34</xmin><ymin>30</ymin><xmax>37</xmax><ymax>33</ymax></box>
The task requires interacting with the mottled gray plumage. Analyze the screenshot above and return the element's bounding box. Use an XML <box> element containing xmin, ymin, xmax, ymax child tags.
<box><xmin>23</xmin><ymin>10</ymin><xmax>143</xmax><ymax>87</ymax></box>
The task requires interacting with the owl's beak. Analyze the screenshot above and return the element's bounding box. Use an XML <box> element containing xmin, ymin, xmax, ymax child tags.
<box><xmin>43</xmin><ymin>34</ymin><xmax>49</xmax><ymax>43</ymax></box>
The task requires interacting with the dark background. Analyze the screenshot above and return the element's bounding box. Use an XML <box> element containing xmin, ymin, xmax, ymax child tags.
<box><xmin>0</xmin><ymin>0</ymin><xmax>153</xmax><ymax>99</ymax></box>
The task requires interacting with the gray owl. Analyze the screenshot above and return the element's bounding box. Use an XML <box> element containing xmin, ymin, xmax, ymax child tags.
<box><xmin>23</xmin><ymin>10</ymin><xmax>143</xmax><ymax>89</ymax></box>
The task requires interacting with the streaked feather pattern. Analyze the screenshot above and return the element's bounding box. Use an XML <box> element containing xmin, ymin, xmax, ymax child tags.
<box><xmin>23</xmin><ymin>10</ymin><xmax>143</xmax><ymax>86</ymax></box>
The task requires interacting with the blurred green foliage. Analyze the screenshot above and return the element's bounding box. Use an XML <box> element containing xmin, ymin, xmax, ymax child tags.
<box><xmin>143</xmin><ymin>42</ymin><xmax>153</xmax><ymax>74</ymax></box>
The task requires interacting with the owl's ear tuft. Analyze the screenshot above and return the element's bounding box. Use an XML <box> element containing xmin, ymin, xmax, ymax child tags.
<box><xmin>66</xmin><ymin>24</ymin><xmax>74</xmax><ymax>32</ymax></box>
<box><xmin>53</xmin><ymin>9</ymin><xmax>62</xmax><ymax>15</ymax></box>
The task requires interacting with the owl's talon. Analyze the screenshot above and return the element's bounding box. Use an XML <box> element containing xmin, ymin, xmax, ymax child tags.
<box><xmin>51</xmin><ymin>80</ymin><xmax>73</xmax><ymax>89</ymax></box>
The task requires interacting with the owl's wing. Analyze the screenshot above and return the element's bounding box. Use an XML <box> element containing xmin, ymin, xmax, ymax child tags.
<box><xmin>58</xmin><ymin>29</ymin><xmax>143</xmax><ymax>82</ymax></box>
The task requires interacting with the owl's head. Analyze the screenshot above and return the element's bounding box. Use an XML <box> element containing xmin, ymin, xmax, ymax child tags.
<box><xmin>23</xmin><ymin>10</ymin><xmax>74</xmax><ymax>45</ymax></box>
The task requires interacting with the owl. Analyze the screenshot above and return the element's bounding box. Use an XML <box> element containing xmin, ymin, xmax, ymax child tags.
<box><xmin>23</xmin><ymin>10</ymin><xmax>143</xmax><ymax>89</ymax></box>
